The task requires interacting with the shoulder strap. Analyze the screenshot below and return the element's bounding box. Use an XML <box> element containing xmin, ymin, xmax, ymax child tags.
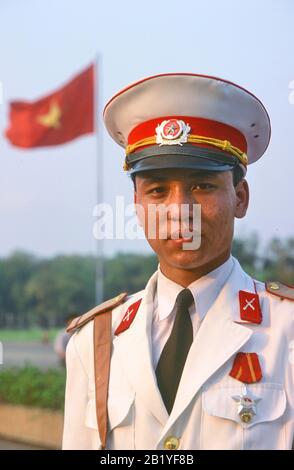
<box><xmin>66</xmin><ymin>292</ymin><xmax>128</xmax><ymax>449</ymax></box>
<box><xmin>94</xmin><ymin>308</ymin><xmax>112</xmax><ymax>450</ymax></box>
<box><xmin>265</xmin><ymin>281</ymin><xmax>294</xmax><ymax>301</ymax></box>
<box><xmin>66</xmin><ymin>292</ymin><xmax>128</xmax><ymax>333</ymax></box>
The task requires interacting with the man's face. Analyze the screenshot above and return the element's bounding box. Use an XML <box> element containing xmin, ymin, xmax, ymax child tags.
<box><xmin>134</xmin><ymin>168</ymin><xmax>249</xmax><ymax>273</ymax></box>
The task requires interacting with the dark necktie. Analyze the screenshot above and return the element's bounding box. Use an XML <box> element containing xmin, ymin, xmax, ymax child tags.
<box><xmin>155</xmin><ymin>288</ymin><xmax>194</xmax><ymax>414</ymax></box>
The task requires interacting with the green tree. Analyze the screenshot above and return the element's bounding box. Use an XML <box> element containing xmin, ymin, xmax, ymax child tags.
<box><xmin>24</xmin><ymin>255</ymin><xmax>95</xmax><ymax>326</ymax></box>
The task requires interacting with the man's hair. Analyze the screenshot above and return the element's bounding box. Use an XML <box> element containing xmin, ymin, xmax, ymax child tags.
<box><xmin>130</xmin><ymin>166</ymin><xmax>244</xmax><ymax>191</ymax></box>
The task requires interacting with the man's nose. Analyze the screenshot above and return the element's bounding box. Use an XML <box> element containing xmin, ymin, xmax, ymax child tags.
<box><xmin>166</xmin><ymin>184</ymin><xmax>195</xmax><ymax>207</ymax></box>
<box><xmin>164</xmin><ymin>185</ymin><xmax>196</xmax><ymax>220</ymax></box>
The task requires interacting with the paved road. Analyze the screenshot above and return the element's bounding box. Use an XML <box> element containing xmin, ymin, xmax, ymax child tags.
<box><xmin>1</xmin><ymin>341</ymin><xmax>61</xmax><ymax>369</ymax></box>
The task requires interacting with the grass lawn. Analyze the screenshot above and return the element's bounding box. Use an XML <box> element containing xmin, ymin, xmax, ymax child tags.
<box><xmin>0</xmin><ymin>329</ymin><xmax>59</xmax><ymax>342</ymax></box>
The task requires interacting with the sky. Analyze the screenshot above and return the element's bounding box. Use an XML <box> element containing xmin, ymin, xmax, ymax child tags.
<box><xmin>0</xmin><ymin>0</ymin><xmax>293</xmax><ymax>258</ymax></box>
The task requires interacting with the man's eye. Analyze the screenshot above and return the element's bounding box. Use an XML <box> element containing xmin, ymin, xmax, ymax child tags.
<box><xmin>191</xmin><ymin>183</ymin><xmax>214</xmax><ymax>190</ymax></box>
<box><xmin>148</xmin><ymin>186</ymin><xmax>165</xmax><ymax>194</ymax></box>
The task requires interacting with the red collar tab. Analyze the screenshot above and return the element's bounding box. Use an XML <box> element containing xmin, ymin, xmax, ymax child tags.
<box><xmin>239</xmin><ymin>290</ymin><xmax>262</xmax><ymax>324</ymax></box>
<box><xmin>115</xmin><ymin>298</ymin><xmax>142</xmax><ymax>336</ymax></box>
<box><xmin>229</xmin><ymin>352</ymin><xmax>263</xmax><ymax>384</ymax></box>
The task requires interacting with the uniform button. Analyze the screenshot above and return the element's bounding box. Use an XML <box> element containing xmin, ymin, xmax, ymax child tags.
<box><xmin>164</xmin><ymin>436</ymin><xmax>180</xmax><ymax>450</ymax></box>
<box><xmin>269</xmin><ymin>282</ymin><xmax>280</xmax><ymax>290</ymax></box>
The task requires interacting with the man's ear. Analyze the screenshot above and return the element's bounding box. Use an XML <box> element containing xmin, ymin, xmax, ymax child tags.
<box><xmin>235</xmin><ymin>179</ymin><xmax>249</xmax><ymax>219</ymax></box>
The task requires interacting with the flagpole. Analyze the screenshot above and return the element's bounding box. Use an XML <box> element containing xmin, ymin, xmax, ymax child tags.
<box><xmin>94</xmin><ymin>53</ymin><xmax>104</xmax><ymax>305</ymax></box>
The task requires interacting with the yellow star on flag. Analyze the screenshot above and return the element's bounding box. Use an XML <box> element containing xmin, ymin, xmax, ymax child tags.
<box><xmin>37</xmin><ymin>101</ymin><xmax>62</xmax><ymax>129</ymax></box>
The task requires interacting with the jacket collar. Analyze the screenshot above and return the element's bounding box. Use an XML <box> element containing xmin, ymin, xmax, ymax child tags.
<box><xmin>156</xmin><ymin>255</ymin><xmax>234</xmax><ymax>322</ymax></box>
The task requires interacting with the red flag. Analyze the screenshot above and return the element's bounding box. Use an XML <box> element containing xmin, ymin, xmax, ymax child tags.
<box><xmin>5</xmin><ymin>64</ymin><xmax>94</xmax><ymax>148</ymax></box>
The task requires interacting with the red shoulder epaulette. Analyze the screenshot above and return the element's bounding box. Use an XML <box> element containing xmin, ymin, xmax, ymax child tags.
<box><xmin>66</xmin><ymin>292</ymin><xmax>128</xmax><ymax>333</ymax></box>
<box><xmin>265</xmin><ymin>281</ymin><xmax>294</xmax><ymax>301</ymax></box>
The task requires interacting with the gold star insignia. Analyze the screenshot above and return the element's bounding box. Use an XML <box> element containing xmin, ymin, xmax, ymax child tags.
<box><xmin>37</xmin><ymin>101</ymin><xmax>62</xmax><ymax>129</ymax></box>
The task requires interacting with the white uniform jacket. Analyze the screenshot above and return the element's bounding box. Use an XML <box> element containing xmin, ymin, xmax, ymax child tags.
<box><xmin>62</xmin><ymin>259</ymin><xmax>294</xmax><ymax>450</ymax></box>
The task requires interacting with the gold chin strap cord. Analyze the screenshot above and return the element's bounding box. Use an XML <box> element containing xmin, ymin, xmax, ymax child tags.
<box><xmin>124</xmin><ymin>134</ymin><xmax>248</xmax><ymax>171</ymax></box>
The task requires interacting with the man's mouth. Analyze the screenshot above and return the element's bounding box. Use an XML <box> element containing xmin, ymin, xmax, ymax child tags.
<box><xmin>167</xmin><ymin>229</ymin><xmax>196</xmax><ymax>240</ymax></box>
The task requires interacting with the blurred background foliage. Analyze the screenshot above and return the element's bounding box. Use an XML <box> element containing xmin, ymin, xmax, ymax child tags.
<box><xmin>0</xmin><ymin>366</ymin><xmax>65</xmax><ymax>410</ymax></box>
<box><xmin>0</xmin><ymin>233</ymin><xmax>293</xmax><ymax>329</ymax></box>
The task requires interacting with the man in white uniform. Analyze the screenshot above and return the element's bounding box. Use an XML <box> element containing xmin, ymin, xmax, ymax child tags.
<box><xmin>63</xmin><ymin>73</ymin><xmax>294</xmax><ymax>450</ymax></box>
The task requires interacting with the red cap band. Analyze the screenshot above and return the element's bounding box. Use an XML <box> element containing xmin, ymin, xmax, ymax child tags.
<box><xmin>128</xmin><ymin>116</ymin><xmax>247</xmax><ymax>154</ymax></box>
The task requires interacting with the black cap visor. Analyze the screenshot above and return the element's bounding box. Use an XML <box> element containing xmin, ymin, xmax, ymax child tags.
<box><xmin>127</xmin><ymin>145</ymin><xmax>238</xmax><ymax>174</ymax></box>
